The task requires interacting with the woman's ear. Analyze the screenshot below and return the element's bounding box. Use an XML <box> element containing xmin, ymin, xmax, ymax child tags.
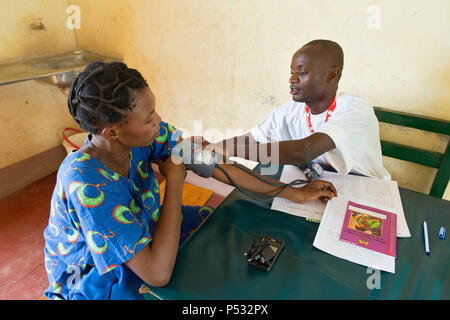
<box><xmin>101</xmin><ymin>126</ymin><xmax>120</xmax><ymax>140</ymax></box>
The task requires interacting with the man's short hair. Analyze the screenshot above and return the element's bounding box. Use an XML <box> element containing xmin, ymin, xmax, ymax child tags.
<box><xmin>303</xmin><ymin>39</ymin><xmax>344</xmax><ymax>73</ymax></box>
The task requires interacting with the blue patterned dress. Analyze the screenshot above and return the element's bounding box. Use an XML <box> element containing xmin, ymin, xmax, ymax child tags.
<box><xmin>43</xmin><ymin>122</ymin><xmax>213</xmax><ymax>300</ymax></box>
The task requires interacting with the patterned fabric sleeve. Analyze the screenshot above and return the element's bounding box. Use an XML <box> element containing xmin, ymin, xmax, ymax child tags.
<box><xmin>146</xmin><ymin>121</ymin><xmax>182</xmax><ymax>162</ymax></box>
<box><xmin>67</xmin><ymin>169</ymin><xmax>152</xmax><ymax>276</ymax></box>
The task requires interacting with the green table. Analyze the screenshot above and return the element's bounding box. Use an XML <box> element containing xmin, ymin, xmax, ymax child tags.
<box><xmin>144</xmin><ymin>165</ymin><xmax>450</xmax><ymax>300</ymax></box>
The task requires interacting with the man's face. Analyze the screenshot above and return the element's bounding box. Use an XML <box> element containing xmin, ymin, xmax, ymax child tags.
<box><xmin>289</xmin><ymin>48</ymin><xmax>327</xmax><ymax>103</ymax></box>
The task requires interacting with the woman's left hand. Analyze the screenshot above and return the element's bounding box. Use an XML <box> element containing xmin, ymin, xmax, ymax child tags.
<box><xmin>293</xmin><ymin>179</ymin><xmax>338</xmax><ymax>204</ymax></box>
<box><xmin>157</xmin><ymin>157</ymin><xmax>186</xmax><ymax>184</ymax></box>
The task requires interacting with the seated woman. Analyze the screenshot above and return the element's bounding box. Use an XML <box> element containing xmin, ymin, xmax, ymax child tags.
<box><xmin>43</xmin><ymin>62</ymin><xmax>337</xmax><ymax>300</ymax></box>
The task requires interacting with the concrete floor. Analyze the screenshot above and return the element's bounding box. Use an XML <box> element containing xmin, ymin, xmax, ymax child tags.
<box><xmin>0</xmin><ymin>173</ymin><xmax>55</xmax><ymax>300</ymax></box>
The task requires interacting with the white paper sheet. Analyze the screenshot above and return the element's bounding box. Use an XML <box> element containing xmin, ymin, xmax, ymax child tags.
<box><xmin>313</xmin><ymin>196</ymin><xmax>396</xmax><ymax>273</ymax></box>
<box><xmin>271</xmin><ymin>165</ymin><xmax>411</xmax><ymax>237</ymax></box>
<box><xmin>227</xmin><ymin>157</ymin><xmax>259</xmax><ymax>171</ymax></box>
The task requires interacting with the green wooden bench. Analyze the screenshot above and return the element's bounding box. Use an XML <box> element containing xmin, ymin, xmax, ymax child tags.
<box><xmin>373</xmin><ymin>107</ymin><xmax>450</xmax><ymax>198</ymax></box>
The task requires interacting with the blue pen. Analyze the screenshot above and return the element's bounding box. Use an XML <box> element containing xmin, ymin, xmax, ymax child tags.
<box><xmin>439</xmin><ymin>227</ymin><xmax>446</xmax><ymax>240</ymax></box>
<box><xmin>423</xmin><ymin>221</ymin><xmax>430</xmax><ymax>255</ymax></box>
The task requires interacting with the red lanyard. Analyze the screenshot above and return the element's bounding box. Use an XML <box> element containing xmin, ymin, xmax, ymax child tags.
<box><xmin>304</xmin><ymin>95</ymin><xmax>336</xmax><ymax>167</ymax></box>
<box><xmin>305</xmin><ymin>95</ymin><xmax>337</xmax><ymax>134</ymax></box>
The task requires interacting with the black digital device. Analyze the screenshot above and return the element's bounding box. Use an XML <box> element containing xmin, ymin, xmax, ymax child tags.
<box><xmin>245</xmin><ymin>235</ymin><xmax>284</xmax><ymax>272</ymax></box>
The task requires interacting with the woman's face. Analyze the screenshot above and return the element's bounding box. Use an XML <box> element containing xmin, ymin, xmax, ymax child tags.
<box><xmin>115</xmin><ymin>87</ymin><xmax>162</xmax><ymax>148</ymax></box>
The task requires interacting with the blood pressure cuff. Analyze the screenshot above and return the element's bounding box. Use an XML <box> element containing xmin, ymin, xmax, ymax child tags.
<box><xmin>172</xmin><ymin>139</ymin><xmax>222</xmax><ymax>178</ymax></box>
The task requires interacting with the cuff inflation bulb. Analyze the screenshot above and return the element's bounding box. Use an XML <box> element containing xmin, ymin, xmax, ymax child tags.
<box><xmin>295</xmin><ymin>162</ymin><xmax>324</xmax><ymax>180</ymax></box>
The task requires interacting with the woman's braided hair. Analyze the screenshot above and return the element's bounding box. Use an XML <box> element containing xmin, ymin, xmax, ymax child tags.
<box><xmin>68</xmin><ymin>62</ymin><xmax>148</xmax><ymax>134</ymax></box>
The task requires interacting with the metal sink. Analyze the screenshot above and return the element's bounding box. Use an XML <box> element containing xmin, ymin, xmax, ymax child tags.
<box><xmin>0</xmin><ymin>50</ymin><xmax>121</xmax><ymax>87</ymax></box>
<box><xmin>36</xmin><ymin>71</ymin><xmax>81</xmax><ymax>87</ymax></box>
<box><xmin>29</xmin><ymin>51</ymin><xmax>88</xmax><ymax>70</ymax></box>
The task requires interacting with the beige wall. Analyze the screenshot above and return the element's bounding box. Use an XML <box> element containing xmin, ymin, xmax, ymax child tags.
<box><xmin>0</xmin><ymin>0</ymin><xmax>78</xmax><ymax>62</ymax></box>
<box><xmin>1</xmin><ymin>0</ymin><xmax>449</xmax><ymax>198</ymax></box>
<box><xmin>0</xmin><ymin>0</ymin><xmax>79</xmax><ymax>168</ymax></box>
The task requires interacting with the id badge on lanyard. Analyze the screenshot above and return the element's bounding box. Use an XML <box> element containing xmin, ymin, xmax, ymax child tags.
<box><xmin>304</xmin><ymin>96</ymin><xmax>336</xmax><ymax>167</ymax></box>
